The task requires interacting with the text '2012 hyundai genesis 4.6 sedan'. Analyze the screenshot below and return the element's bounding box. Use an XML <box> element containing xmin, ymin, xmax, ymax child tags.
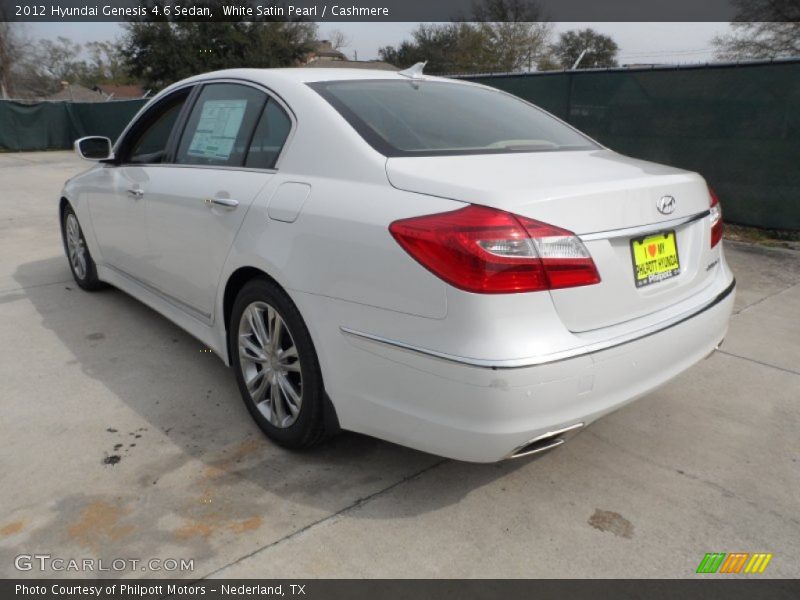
<box><xmin>62</xmin><ymin>65</ymin><xmax>735</xmax><ymax>462</ymax></box>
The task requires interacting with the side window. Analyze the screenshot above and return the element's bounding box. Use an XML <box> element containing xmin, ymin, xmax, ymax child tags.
<box><xmin>126</xmin><ymin>91</ymin><xmax>189</xmax><ymax>164</ymax></box>
<box><xmin>176</xmin><ymin>83</ymin><xmax>266</xmax><ymax>167</ymax></box>
<box><xmin>245</xmin><ymin>100</ymin><xmax>292</xmax><ymax>169</ymax></box>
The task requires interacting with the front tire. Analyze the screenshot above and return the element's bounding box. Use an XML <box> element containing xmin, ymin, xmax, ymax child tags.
<box><xmin>230</xmin><ymin>278</ymin><xmax>327</xmax><ymax>449</ymax></box>
<box><xmin>61</xmin><ymin>204</ymin><xmax>104</xmax><ymax>291</ymax></box>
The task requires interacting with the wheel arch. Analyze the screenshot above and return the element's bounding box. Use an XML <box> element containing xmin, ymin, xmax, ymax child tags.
<box><xmin>221</xmin><ymin>265</ymin><xmax>341</xmax><ymax>434</ymax></box>
<box><xmin>222</xmin><ymin>266</ymin><xmax>279</xmax><ymax>343</ymax></box>
<box><xmin>58</xmin><ymin>197</ymin><xmax>71</xmax><ymax>246</ymax></box>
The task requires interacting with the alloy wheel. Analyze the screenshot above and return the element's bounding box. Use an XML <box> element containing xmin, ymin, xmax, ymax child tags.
<box><xmin>65</xmin><ymin>213</ymin><xmax>87</xmax><ymax>280</ymax></box>
<box><xmin>237</xmin><ymin>301</ymin><xmax>303</xmax><ymax>428</ymax></box>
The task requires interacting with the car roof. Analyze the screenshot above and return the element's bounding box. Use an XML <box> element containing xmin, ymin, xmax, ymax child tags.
<box><xmin>150</xmin><ymin>67</ymin><xmax>480</xmax><ymax>112</ymax></box>
<box><xmin>206</xmin><ymin>67</ymin><xmax>459</xmax><ymax>84</ymax></box>
<box><xmin>159</xmin><ymin>67</ymin><xmax>464</xmax><ymax>92</ymax></box>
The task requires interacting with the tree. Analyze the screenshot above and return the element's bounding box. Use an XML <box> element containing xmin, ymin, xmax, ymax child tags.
<box><xmin>37</xmin><ymin>37</ymin><xmax>84</xmax><ymax>83</ymax></box>
<box><xmin>327</xmin><ymin>29</ymin><xmax>351</xmax><ymax>52</ymax></box>
<box><xmin>473</xmin><ymin>0</ymin><xmax>552</xmax><ymax>72</ymax></box>
<box><xmin>0</xmin><ymin>26</ymin><xmax>138</xmax><ymax>98</ymax></box>
<box><xmin>0</xmin><ymin>23</ymin><xmax>58</xmax><ymax>98</ymax></box>
<box><xmin>712</xmin><ymin>0</ymin><xmax>800</xmax><ymax>60</ymax></box>
<box><xmin>83</xmin><ymin>41</ymin><xmax>131</xmax><ymax>84</ymax></box>
<box><xmin>121</xmin><ymin>2</ymin><xmax>317</xmax><ymax>90</ymax></box>
<box><xmin>379</xmin><ymin>0</ymin><xmax>552</xmax><ymax>74</ymax></box>
<box><xmin>535</xmin><ymin>55</ymin><xmax>560</xmax><ymax>71</ymax></box>
<box><xmin>0</xmin><ymin>29</ymin><xmax>78</xmax><ymax>97</ymax></box>
<box><xmin>551</xmin><ymin>28</ymin><xmax>618</xmax><ymax>69</ymax></box>
<box><xmin>0</xmin><ymin>22</ymin><xmax>26</xmax><ymax>97</ymax></box>
<box><xmin>17</xmin><ymin>36</ymin><xmax>116</xmax><ymax>96</ymax></box>
<box><xmin>380</xmin><ymin>23</ymin><xmax>492</xmax><ymax>73</ymax></box>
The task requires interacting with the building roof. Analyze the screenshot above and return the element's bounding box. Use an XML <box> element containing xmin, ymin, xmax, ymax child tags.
<box><xmin>309</xmin><ymin>40</ymin><xmax>347</xmax><ymax>61</ymax></box>
<box><xmin>302</xmin><ymin>40</ymin><xmax>398</xmax><ymax>71</ymax></box>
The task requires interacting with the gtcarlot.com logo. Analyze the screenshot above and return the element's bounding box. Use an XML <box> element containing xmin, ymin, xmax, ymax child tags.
<box><xmin>696</xmin><ymin>552</ymin><xmax>773</xmax><ymax>574</ymax></box>
<box><xmin>14</xmin><ymin>554</ymin><xmax>194</xmax><ymax>573</ymax></box>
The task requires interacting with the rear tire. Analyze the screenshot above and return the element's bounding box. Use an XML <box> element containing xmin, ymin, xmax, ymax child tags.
<box><xmin>61</xmin><ymin>204</ymin><xmax>104</xmax><ymax>291</ymax></box>
<box><xmin>229</xmin><ymin>278</ymin><xmax>327</xmax><ymax>449</ymax></box>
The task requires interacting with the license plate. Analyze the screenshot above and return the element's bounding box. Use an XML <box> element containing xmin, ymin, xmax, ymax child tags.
<box><xmin>630</xmin><ymin>231</ymin><xmax>680</xmax><ymax>288</ymax></box>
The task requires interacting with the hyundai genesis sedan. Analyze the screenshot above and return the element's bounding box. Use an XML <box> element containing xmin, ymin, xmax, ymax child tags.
<box><xmin>61</xmin><ymin>66</ymin><xmax>735</xmax><ymax>462</ymax></box>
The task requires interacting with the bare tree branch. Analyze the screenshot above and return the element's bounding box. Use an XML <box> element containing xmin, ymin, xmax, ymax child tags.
<box><xmin>713</xmin><ymin>0</ymin><xmax>800</xmax><ymax>60</ymax></box>
<box><xmin>328</xmin><ymin>29</ymin><xmax>351</xmax><ymax>52</ymax></box>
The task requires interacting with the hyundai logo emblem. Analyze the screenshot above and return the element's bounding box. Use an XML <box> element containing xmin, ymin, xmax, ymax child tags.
<box><xmin>657</xmin><ymin>195</ymin><xmax>676</xmax><ymax>215</ymax></box>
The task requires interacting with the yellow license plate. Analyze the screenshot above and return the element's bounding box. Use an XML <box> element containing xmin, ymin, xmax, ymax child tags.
<box><xmin>630</xmin><ymin>231</ymin><xmax>680</xmax><ymax>288</ymax></box>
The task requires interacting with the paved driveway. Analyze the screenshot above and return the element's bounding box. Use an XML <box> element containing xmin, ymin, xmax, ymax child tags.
<box><xmin>0</xmin><ymin>151</ymin><xmax>798</xmax><ymax>578</ymax></box>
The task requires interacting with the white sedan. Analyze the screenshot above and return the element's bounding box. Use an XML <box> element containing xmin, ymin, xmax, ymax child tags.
<box><xmin>62</xmin><ymin>66</ymin><xmax>735</xmax><ymax>462</ymax></box>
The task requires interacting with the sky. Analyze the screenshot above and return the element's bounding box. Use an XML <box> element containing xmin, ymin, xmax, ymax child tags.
<box><xmin>26</xmin><ymin>21</ymin><xmax>733</xmax><ymax>66</ymax></box>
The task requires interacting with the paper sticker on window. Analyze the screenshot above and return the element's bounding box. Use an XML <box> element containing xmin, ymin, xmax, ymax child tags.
<box><xmin>187</xmin><ymin>99</ymin><xmax>247</xmax><ymax>160</ymax></box>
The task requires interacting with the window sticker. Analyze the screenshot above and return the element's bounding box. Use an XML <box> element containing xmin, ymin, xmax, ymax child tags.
<box><xmin>187</xmin><ymin>99</ymin><xmax>247</xmax><ymax>160</ymax></box>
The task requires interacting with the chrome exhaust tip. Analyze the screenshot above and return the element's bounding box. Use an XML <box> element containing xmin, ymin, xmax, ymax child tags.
<box><xmin>508</xmin><ymin>422</ymin><xmax>584</xmax><ymax>459</ymax></box>
<box><xmin>705</xmin><ymin>337</ymin><xmax>726</xmax><ymax>360</ymax></box>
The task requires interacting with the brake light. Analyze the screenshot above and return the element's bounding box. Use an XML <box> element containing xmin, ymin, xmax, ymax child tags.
<box><xmin>709</xmin><ymin>187</ymin><xmax>723</xmax><ymax>248</ymax></box>
<box><xmin>389</xmin><ymin>205</ymin><xmax>600</xmax><ymax>294</ymax></box>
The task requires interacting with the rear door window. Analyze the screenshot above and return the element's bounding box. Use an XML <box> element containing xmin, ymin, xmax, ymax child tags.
<box><xmin>244</xmin><ymin>100</ymin><xmax>292</xmax><ymax>169</ymax></box>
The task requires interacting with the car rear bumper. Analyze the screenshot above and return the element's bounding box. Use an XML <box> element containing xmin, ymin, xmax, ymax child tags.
<box><xmin>312</xmin><ymin>276</ymin><xmax>735</xmax><ymax>463</ymax></box>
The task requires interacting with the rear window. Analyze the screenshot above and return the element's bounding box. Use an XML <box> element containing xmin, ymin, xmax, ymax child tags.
<box><xmin>309</xmin><ymin>79</ymin><xmax>598</xmax><ymax>157</ymax></box>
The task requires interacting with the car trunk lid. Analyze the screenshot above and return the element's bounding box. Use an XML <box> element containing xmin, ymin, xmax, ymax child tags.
<box><xmin>386</xmin><ymin>150</ymin><xmax>719</xmax><ymax>332</ymax></box>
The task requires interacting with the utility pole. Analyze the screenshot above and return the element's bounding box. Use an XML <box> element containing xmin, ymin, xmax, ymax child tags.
<box><xmin>571</xmin><ymin>49</ymin><xmax>588</xmax><ymax>70</ymax></box>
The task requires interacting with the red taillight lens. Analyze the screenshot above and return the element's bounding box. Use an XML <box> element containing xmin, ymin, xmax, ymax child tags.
<box><xmin>709</xmin><ymin>187</ymin><xmax>723</xmax><ymax>248</ymax></box>
<box><xmin>389</xmin><ymin>205</ymin><xmax>600</xmax><ymax>294</ymax></box>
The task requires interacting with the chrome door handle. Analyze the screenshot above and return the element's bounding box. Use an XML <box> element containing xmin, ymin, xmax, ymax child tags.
<box><xmin>127</xmin><ymin>188</ymin><xmax>144</xmax><ymax>199</ymax></box>
<box><xmin>205</xmin><ymin>197</ymin><xmax>239</xmax><ymax>210</ymax></box>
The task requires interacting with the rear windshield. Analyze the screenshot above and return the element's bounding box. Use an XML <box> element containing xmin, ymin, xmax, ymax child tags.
<box><xmin>309</xmin><ymin>79</ymin><xmax>598</xmax><ymax>157</ymax></box>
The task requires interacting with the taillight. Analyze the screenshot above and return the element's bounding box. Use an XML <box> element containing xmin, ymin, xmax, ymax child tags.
<box><xmin>389</xmin><ymin>205</ymin><xmax>600</xmax><ymax>294</ymax></box>
<box><xmin>709</xmin><ymin>187</ymin><xmax>723</xmax><ymax>248</ymax></box>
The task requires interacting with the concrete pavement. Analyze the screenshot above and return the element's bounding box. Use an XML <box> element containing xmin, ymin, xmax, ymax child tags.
<box><xmin>0</xmin><ymin>151</ymin><xmax>797</xmax><ymax>579</ymax></box>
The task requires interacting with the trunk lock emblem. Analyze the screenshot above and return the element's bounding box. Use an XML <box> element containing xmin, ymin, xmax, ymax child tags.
<box><xmin>657</xmin><ymin>195</ymin><xmax>676</xmax><ymax>215</ymax></box>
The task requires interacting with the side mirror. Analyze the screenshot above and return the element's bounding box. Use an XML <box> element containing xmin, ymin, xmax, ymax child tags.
<box><xmin>74</xmin><ymin>136</ymin><xmax>114</xmax><ymax>161</ymax></box>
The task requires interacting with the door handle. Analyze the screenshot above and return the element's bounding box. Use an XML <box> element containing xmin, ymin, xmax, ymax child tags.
<box><xmin>127</xmin><ymin>188</ymin><xmax>144</xmax><ymax>199</ymax></box>
<box><xmin>205</xmin><ymin>197</ymin><xmax>239</xmax><ymax>210</ymax></box>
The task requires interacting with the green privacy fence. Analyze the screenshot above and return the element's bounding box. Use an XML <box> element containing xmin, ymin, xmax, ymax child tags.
<box><xmin>1</xmin><ymin>60</ymin><xmax>798</xmax><ymax>229</ymax></box>
<box><xmin>0</xmin><ymin>99</ymin><xmax>147</xmax><ymax>153</ymax></box>
<box><xmin>464</xmin><ymin>59</ymin><xmax>800</xmax><ymax>231</ymax></box>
